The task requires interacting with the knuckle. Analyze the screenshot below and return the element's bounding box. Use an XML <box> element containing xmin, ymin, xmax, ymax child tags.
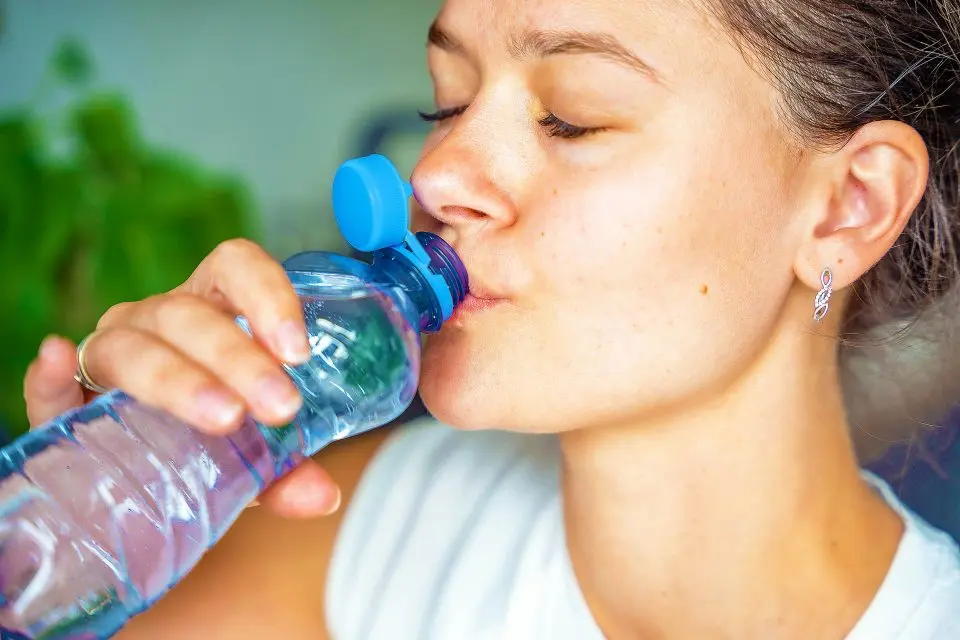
<box><xmin>148</xmin><ymin>355</ymin><xmax>197</xmax><ymax>395</ymax></box>
<box><xmin>92</xmin><ymin>328</ymin><xmax>197</xmax><ymax>395</ymax></box>
<box><xmin>149</xmin><ymin>293</ymin><xmax>208</xmax><ymax>329</ymax></box>
<box><xmin>98</xmin><ymin>301</ymin><xmax>134</xmax><ymax>329</ymax></box>
<box><xmin>211</xmin><ymin>238</ymin><xmax>265</xmax><ymax>266</ymax></box>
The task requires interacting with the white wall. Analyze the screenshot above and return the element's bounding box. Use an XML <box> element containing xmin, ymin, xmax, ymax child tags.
<box><xmin>0</xmin><ymin>0</ymin><xmax>440</xmax><ymax>254</ymax></box>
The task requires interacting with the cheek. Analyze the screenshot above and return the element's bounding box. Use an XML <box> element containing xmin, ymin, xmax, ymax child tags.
<box><xmin>419</xmin><ymin>180</ymin><xmax>794</xmax><ymax>432</ymax></box>
<box><xmin>418</xmin><ymin>123</ymin><xmax>801</xmax><ymax>430</ymax></box>
<box><xmin>535</xmin><ymin>159</ymin><xmax>785</xmax><ymax>308</ymax></box>
<box><xmin>521</xmin><ymin>160</ymin><xmax>796</xmax><ymax>412</ymax></box>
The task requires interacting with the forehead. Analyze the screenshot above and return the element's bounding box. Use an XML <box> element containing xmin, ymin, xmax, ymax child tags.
<box><xmin>436</xmin><ymin>0</ymin><xmax>701</xmax><ymax>26</ymax></box>
<box><xmin>439</xmin><ymin>0</ymin><xmax>718</xmax><ymax>47</ymax></box>
<box><xmin>432</xmin><ymin>0</ymin><xmax>724</xmax><ymax>67</ymax></box>
<box><xmin>431</xmin><ymin>0</ymin><xmax>784</xmax><ymax>143</ymax></box>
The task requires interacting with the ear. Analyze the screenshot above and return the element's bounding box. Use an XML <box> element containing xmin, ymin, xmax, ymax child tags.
<box><xmin>795</xmin><ymin>120</ymin><xmax>929</xmax><ymax>292</ymax></box>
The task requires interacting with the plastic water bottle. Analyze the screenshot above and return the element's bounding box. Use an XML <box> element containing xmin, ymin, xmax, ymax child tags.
<box><xmin>0</xmin><ymin>155</ymin><xmax>468</xmax><ymax>640</ymax></box>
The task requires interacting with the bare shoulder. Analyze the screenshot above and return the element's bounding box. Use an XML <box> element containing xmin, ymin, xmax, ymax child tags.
<box><xmin>115</xmin><ymin>428</ymin><xmax>392</xmax><ymax>640</ymax></box>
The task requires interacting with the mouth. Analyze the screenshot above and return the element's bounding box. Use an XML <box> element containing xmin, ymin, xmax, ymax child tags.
<box><xmin>449</xmin><ymin>290</ymin><xmax>507</xmax><ymax>322</ymax></box>
<box><xmin>438</xmin><ymin>239</ymin><xmax>510</xmax><ymax>323</ymax></box>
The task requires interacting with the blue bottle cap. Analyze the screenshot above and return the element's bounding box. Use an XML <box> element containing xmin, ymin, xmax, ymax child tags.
<box><xmin>331</xmin><ymin>155</ymin><xmax>469</xmax><ymax>329</ymax></box>
<box><xmin>332</xmin><ymin>154</ymin><xmax>413</xmax><ymax>253</ymax></box>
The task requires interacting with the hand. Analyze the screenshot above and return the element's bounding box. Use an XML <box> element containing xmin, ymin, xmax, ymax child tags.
<box><xmin>22</xmin><ymin>239</ymin><xmax>341</xmax><ymax>519</ymax></box>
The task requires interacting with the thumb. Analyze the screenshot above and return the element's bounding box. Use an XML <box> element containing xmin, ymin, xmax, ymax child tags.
<box><xmin>24</xmin><ymin>335</ymin><xmax>86</xmax><ymax>428</ymax></box>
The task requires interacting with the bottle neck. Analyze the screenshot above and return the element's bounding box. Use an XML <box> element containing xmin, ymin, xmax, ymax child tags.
<box><xmin>369</xmin><ymin>232</ymin><xmax>468</xmax><ymax>334</ymax></box>
<box><xmin>369</xmin><ymin>250</ymin><xmax>443</xmax><ymax>334</ymax></box>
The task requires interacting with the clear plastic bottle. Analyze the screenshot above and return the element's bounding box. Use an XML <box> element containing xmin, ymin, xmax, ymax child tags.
<box><xmin>0</xmin><ymin>155</ymin><xmax>468</xmax><ymax>640</ymax></box>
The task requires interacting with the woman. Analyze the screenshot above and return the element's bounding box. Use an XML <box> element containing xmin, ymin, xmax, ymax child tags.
<box><xmin>23</xmin><ymin>0</ymin><xmax>960</xmax><ymax>637</ymax></box>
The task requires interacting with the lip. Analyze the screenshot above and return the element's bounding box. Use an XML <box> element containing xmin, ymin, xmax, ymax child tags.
<box><xmin>449</xmin><ymin>292</ymin><xmax>506</xmax><ymax>322</ymax></box>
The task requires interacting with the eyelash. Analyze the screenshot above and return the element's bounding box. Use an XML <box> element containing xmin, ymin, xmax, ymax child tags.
<box><xmin>537</xmin><ymin>113</ymin><xmax>596</xmax><ymax>140</ymax></box>
<box><xmin>418</xmin><ymin>106</ymin><xmax>600</xmax><ymax>140</ymax></box>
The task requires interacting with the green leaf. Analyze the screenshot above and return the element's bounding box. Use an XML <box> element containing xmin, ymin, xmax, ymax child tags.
<box><xmin>51</xmin><ymin>38</ymin><xmax>94</xmax><ymax>86</ymax></box>
<box><xmin>72</xmin><ymin>95</ymin><xmax>140</xmax><ymax>177</ymax></box>
<box><xmin>0</xmin><ymin>38</ymin><xmax>260</xmax><ymax>438</ymax></box>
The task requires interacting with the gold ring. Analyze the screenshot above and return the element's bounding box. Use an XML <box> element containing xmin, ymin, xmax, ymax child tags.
<box><xmin>74</xmin><ymin>332</ymin><xmax>111</xmax><ymax>394</ymax></box>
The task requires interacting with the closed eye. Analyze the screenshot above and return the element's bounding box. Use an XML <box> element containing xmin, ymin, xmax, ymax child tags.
<box><xmin>418</xmin><ymin>105</ymin><xmax>468</xmax><ymax>122</ymax></box>
<box><xmin>419</xmin><ymin>105</ymin><xmax>603</xmax><ymax>140</ymax></box>
<box><xmin>537</xmin><ymin>113</ymin><xmax>601</xmax><ymax>139</ymax></box>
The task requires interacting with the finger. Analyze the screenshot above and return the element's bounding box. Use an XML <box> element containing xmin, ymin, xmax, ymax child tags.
<box><xmin>24</xmin><ymin>335</ymin><xmax>86</xmax><ymax>428</ymax></box>
<box><xmin>122</xmin><ymin>293</ymin><xmax>302</xmax><ymax>426</ymax></box>
<box><xmin>82</xmin><ymin>327</ymin><xmax>246</xmax><ymax>434</ymax></box>
<box><xmin>181</xmin><ymin>239</ymin><xmax>311</xmax><ymax>366</ymax></box>
<box><xmin>252</xmin><ymin>459</ymin><xmax>341</xmax><ymax>519</ymax></box>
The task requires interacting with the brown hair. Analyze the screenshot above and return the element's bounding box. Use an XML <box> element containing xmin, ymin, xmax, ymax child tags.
<box><xmin>709</xmin><ymin>0</ymin><xmax>960</xmax><ymax>337</ymax></box>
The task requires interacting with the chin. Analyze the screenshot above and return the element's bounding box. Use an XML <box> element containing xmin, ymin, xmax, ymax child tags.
<box><xmin>417</xmin><ymin>321</ymin><xmax>588</xmax><ymax>433</ymax></box>
<box><xmin>418</xmin><ymin>364</ymin><xmax>495</xmax><ymax>431</ymax></box>
<box><xmin>417</xmin><ymin>355</ymin><xmax>567</xmax><ymax>434</ymax></box>
<box><xmin>417</xmin><ymin>330</ymin><xmax>507</xmax><ymax>430</ymax></box>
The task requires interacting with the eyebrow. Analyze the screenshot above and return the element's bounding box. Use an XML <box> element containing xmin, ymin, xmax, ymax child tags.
<box><xmin>427</xmin><ymin>22</ymin><xmax>661</xmax><ymax>81</ymax></box>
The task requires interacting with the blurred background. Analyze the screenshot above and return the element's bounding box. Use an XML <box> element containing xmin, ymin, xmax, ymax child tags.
<box><xmin>0</xmin><ymin>0</ymin><xmax>439</xmax><ymax>439</ymax></box>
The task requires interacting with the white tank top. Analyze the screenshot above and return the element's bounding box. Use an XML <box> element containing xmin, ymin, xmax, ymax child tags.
<box><xmin>326</xmin><ymin>418</ymin><xmax>960</xmax><ymax>639</ymax></box>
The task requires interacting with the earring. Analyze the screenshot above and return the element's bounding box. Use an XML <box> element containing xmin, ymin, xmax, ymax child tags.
<box><xmin>813</xmin><ymin>267</ymin><xmax>833</xmax><ymax>323</ymax></box>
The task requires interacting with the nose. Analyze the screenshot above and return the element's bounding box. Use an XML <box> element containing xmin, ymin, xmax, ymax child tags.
<box><xmin>411</xmin><ymin>133</ymin><xmax>518</xmax><ymax>238</ymax></box>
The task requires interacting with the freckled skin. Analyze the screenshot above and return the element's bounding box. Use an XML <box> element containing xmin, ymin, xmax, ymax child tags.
<box><xmin>411</xmin><ymin>0</ymin><xmax>805</xmax><ymax>433</ymax></box>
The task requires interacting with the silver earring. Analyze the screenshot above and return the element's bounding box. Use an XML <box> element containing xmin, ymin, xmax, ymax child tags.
<box><xmin>813</xmin><ymin>267</ymin><xmax>833</xmax><ymax>323</ymax></box>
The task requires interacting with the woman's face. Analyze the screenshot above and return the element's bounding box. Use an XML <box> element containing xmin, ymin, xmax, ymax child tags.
<box><xmin>412</xmin><ymin>0</ymin><xmax>811</xmax><ymax>432</ymax></box>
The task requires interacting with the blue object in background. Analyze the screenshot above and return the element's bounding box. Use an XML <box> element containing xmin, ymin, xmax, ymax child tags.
<box><xmin>354</xmin><ymin>107</ymin><xmax>430</xmax><ymax>158</ymax></box>
<box><xmin>869</xmin><ymin>406</ymin><xmax>960</xmax><ymax>544</ymax></box>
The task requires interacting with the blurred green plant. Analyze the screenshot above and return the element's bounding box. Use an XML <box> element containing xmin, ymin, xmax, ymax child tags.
<box><xmin>0</xmin><ymin>39</ymin><xmax>259</xmax><ymax>438</ymax></box>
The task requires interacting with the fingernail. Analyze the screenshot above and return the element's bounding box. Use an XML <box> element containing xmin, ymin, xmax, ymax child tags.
<box><xmin>257</xmin><ymin>375</ymin><xmax>303</xmax><ymax>420</ymax></box>
<box><xmin>274</xmin><ymin>320</ymin><xmax>310</xmax><ymax>365</ymax></box>
<box><xmin>246</xmin><ymin>498</ymin><xmax>260</xmax><ymax>509</ymax></box>
<box><xmin>196</xmin><ymin>389</ymin><xmax>244</xmax><ymax>429</ymax></box>
<box><xmin>322</xmin><ymin>486</ymin><xmax>342</xmax><ymax>516</ymax></box>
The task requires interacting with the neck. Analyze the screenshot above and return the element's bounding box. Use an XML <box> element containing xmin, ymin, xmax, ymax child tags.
<box><xmin>559</xmin><ymin>320</ymin><xmax>904</xmax><ymax>639</ymax></box>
